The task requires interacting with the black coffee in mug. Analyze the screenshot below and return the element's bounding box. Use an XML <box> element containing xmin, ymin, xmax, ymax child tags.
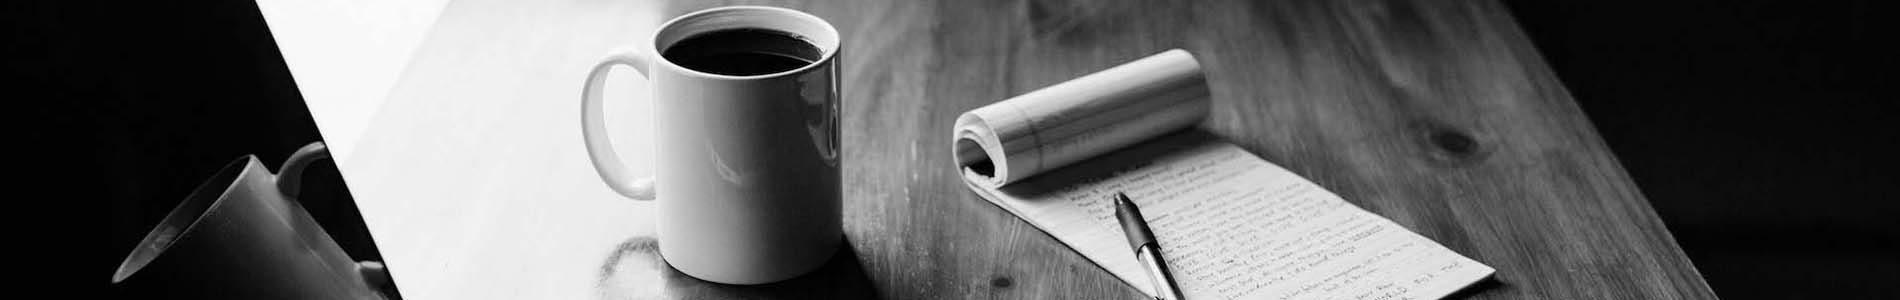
<box><xmin>582</xmin><ymin>6</ymin><xmax>844</xmax><ymax>285</ymax></box>
<box><xmin>663</xmin><ymin>28</ymin><xmax>821</xmax><ymax>76</ymax></box>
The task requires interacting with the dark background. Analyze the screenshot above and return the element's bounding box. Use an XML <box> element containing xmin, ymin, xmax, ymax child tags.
<box><xmin>1504</xmin><ymin>0</ymin><xmax>1896</xmax><ymax>298</ymax></box>
<box><xmin>8</xmin><ymin>0</ymin><xmax>388</xmax><ymax>297</ymax></box>
<box><xmin>9</xmin><ymin>0</ymin><xmax>1893</xmax><ymax>298</ymax></box>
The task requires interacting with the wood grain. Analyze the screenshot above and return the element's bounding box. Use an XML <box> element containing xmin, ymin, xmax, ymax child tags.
<box><xmin>654</xmin><ymin>0</ymin><xmax>1715</xmax><ymax>298</ymax></box>
<box><xmin>342</xmin><ymin>0</ymin><xmax>1714</xmax><ymax>298</ymax></box>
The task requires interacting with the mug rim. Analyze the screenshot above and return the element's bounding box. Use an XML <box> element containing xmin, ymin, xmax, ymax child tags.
<box><xmin>112</xmin><ymin>155</ymin><xmax>259</xmax><ymax>283</ymax></box>
<box><xmin>649</xmin><ymin>5</ymin><xmax>840</xmax><ymax>80</ymax></box>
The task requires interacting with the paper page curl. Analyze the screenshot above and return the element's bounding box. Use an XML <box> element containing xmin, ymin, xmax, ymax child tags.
<box><xmin>953</xmin><ymin>49</ymin><xmax>1211</xmax><ymax>186</ymax></box>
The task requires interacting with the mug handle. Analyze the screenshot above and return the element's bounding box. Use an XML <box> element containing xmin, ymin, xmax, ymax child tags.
<box><xmin>271</xmin><ymin>141</ymin><xmax>395</xmax><ymax>299</ymax></box>
<box><xmin>277</xmin><ymin>141</ymin><xmax>331</xmax><ymax>198</ymax></box>
<box><xmin>581</xmin><ymin>47</ymin><xmax>657</xmax><ymax>200</ymax></box>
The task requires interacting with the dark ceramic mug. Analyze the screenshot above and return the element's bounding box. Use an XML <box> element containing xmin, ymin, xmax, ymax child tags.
<box><xmin>113</xmin><ymin>142</ymin><xmax>384</xmax><ymax>299</ymax></box>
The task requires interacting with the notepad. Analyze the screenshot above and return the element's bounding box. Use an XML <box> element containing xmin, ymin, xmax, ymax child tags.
<box><xmin>952</xmin><ymin>50</ymin><xmax>1493</xmax><ymax>299</ymax></box>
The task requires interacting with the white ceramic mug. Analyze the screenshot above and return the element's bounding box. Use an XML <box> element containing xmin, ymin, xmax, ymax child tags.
<box><xmin>580</xmin><ymin>6</ymin><xmax>842</xmax><ymax>285</ymax></box>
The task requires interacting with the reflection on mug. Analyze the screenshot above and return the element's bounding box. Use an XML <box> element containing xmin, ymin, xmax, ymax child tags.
<box><xmin>797</xmin><ymin>67</ymin><xmax>840</xmax><ymax>167</ymax></box>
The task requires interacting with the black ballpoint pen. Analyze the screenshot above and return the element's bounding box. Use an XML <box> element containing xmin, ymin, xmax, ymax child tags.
<box><xmin>1114</xmin><ymin>193</ymin><xmax>1187</xmax><ymax>300</ymax></box>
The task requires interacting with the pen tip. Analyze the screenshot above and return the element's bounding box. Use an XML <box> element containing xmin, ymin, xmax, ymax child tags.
<box><xmin>1114</xmin><ymin>193</ymin><xmax>1141</xmax><ymax>216</ymax></box>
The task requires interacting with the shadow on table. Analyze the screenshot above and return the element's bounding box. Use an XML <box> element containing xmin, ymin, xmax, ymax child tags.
<box><xmin>1444</xmin><ymin>277</ymin><xmax>1502</xmax><ymax>299</ymax></box>
<box><xmin>597</xmin><ymin>235</ymin><xmax>879</xmax><ymax>300</ymax></box>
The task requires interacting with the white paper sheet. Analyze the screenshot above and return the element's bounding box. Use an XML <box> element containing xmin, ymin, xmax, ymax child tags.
<box><xmin>961</xmin><ymin>138</ymin><xmax>1493</xmax><ymax>299</ymax></box>
<box><xmin>952</xmin><ymin>50</ymin><xmax>1493</xmax><ymax>299</ymax></box>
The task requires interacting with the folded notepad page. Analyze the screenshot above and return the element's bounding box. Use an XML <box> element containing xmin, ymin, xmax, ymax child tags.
<box><xmin>952</xmin><ymin>50</ymin><xmax>1494</xmax><ymax>299</ymax></box>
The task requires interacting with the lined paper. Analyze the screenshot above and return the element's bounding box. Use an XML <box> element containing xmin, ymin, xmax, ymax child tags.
<box><xmin>962</xmin><ymin>138</ymin><xmax>1493</xmax><ymax>299</ymax></box>
<box><xmin>952</xmin><ymin>49</ymin><xmax>1492</xmax><ymax>299</ymax></box>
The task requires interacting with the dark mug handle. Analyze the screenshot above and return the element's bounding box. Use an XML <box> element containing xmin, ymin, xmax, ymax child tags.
<box><xmin>270</xmin><ymin>142</ymin><xmax>395</xmax><ymax>298</ymax></box>
<box><xmin>277</xmin><ymin>142</ymin><xmax>330</xmax><ymax>198</ymax></box>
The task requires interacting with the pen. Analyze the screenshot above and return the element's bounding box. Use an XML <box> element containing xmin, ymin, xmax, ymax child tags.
<box><xmin>1114</xmin><ymin>193</ymin><xmax>1187</xmax><ymax>300</ymax></box>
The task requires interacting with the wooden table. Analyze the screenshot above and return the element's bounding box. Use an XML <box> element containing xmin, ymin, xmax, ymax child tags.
<box><xmin>333</xmin><ymin>0</ymin><xmax>1716</xmax><ymax>299</ymax></box>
